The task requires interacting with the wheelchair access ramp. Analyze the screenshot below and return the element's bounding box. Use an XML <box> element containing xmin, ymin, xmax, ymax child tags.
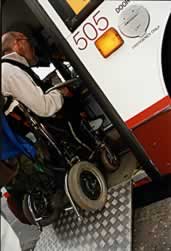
<box><xmin>34</xmin><ymin>180</ymin><xmax>132</xmax><ymax>251</ymax></box>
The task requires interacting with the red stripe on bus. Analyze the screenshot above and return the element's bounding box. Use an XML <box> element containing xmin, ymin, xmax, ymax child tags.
<box><xmin>126</xmin><ymin>96</ymin><xmax>171</xmax><ymax>129</ymax></box>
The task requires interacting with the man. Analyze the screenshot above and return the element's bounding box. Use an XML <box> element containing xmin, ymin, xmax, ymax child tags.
<box><xmin>1</xmin><ymin>31</ymin><xmax>82</xmax><ymax>225</ymax></box>
<box><xmin>1</xmin><ymin>31</ymin><xmax>68</xmax><ymax>224</ymax></box>
<box><xmin>2</xmin><ymin>31</ymin><xmax>64</xmax><ymax>117</ymax></box>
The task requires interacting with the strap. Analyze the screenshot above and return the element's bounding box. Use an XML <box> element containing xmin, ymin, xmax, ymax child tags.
<box><xmin>4</xmin><ymin>100</ymin><xmax>19</xmax><ymax>116</ymax></box>
<box><xmin>1</xmin><ymin>59</ymin><xmax>43</xmax><ymax>87</ymax></box>
<box><xmin>3</xmin><ymin>96</ymin><xmax>13</xmax><ymax>112</ymax></box>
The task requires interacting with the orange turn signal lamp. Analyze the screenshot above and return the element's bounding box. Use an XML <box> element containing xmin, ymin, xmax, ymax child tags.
<box><xmin>95</xmin><ymin>28</ymin><xmax>124</xmax><ymax>58</ymax></box>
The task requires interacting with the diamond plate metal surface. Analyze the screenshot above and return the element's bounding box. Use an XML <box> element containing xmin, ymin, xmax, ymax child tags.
<box><xmin>35</xmin><ymin>181</ymin><xmax>132</xmax><ymax>251</ymax></box>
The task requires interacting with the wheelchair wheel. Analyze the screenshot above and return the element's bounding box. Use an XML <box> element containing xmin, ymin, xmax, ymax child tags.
<box><xmin>100</xmin><ymin>148</ymin><xmax>120</xmax><ymax>172</ymax></box>
<box><xmin>22</xmin><ymin>190</ymin><xmax>64</xmax><ymax>226</ymax></box>
<box><xmin>68</xmin><ymin>161</ymin><xmax>107</xmax><ymax>210</ymax></box>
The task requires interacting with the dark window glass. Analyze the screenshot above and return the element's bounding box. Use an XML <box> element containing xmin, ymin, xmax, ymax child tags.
<box><xmin>48</xmin><ymin>0</ymin><xmax>104</xmax><ymax>32</ymax></box>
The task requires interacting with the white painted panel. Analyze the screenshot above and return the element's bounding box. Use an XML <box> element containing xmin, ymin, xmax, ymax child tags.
<box><xmin>38</xmin><ymin>0</ymin><xmax>71</xmax><ymax>38</ymax></box>
<box><xmin>67</xmin><ymin>1</ymin><xmax>171</xmax><ymax>121</ymax></box>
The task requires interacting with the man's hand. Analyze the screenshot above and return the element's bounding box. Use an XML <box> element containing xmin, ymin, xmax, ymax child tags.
<box><xmin>59</xmin><ymin>87</ymin><xmax>73</xmax><ymax>97</ymax></box>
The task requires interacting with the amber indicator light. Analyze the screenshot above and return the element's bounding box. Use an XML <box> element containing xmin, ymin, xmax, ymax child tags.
<box><xmin>95</xmin><ymin>27</ymin><xmax>124</xmax><ymax>58</ymax></box>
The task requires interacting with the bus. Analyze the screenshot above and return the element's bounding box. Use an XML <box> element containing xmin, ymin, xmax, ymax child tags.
<box><xmin>2</xmin><ymin>0</ymin><xmax>171</xmax><ymax>250</ymax></box>
<box><xmin>2</xmin><ymin>0</ymin><xmax>171</xmax><ymax>188</ymax></box>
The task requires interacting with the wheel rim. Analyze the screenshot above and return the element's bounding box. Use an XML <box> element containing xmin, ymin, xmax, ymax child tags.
<box><xmin>80</xmin><ymin>171</ymin><xmax>101</xmax><ymax>200</ymax></box>
<box><xmin>31</xmin><ymin>191</ymin><xmax>48</xmax><ymax>216</ymax></box>
<box><xmin>106</xmin><ymin>151</ymin><xmax>117</xmax><ymax>165</ymax></box>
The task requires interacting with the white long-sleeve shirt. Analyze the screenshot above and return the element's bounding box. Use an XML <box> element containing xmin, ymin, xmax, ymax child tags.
<box><xmin>2</xmin><ymin>52</ymin><xmax>64</xmax><ymax>117</ymax></box>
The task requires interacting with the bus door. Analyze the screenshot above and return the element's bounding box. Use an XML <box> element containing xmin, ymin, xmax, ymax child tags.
<box><xmin>32</xmin><ymin>0</ymin><xmax>171</xmax><ymax>177</ymax></box>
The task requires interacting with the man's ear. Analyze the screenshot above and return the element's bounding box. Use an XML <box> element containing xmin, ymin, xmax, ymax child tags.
<box><xmin>12</xmin><ymin>41</ymin><xmax>19</xmax><ymax>53</ymax></box>
<box><xmin>13</xmin><ymin>41</ymin><xmax>23</xmax><ymax>54</ymax></box>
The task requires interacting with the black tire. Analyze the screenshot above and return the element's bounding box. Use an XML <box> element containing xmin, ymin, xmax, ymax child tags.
<box><xmin>68</xmin><ymin>161</ymin><xmax>107</xmax><ymax>210</ymax></box>
<box><xmin>22</xmin><ymin>191</ymin><xmax>63</xmax><ymax>226</ymax></box>
<box><xmin>22</xmin><ymin>194</ymin><xmax>36</xmax><ymax>225</ymax></box>
<box><xmin>100</xmin><ymin>148</ymin><xmax>120</xmax><ymax>172</ymax></box>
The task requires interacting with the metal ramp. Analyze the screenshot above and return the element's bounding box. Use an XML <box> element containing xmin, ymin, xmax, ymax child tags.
<box><xmin>34</xmin><ymin>180</ymin><xmax>132</xmax><ymax>251</ymax></box>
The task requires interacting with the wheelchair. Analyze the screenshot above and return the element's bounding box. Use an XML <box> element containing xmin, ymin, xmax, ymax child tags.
<box><xmin>3</xmin><ymin>98</ymin><xmax>120</xmax><ymax>228</ymax></box>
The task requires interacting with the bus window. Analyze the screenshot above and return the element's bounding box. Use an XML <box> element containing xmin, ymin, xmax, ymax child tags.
<box><xmin>48</xmin><ymin>0</ymin><xmax>103</xmax><ymax>31</ymax></box>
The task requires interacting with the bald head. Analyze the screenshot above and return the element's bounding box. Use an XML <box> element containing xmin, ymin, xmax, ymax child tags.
<box><xmin>2</xmin><ymin>32</ymin><xmax>25</xmax><ymax>56</ymax></box>
<box><xmin>1</xmin><ymin>31</ymin><xmax>37</xmax><ymax>65</ymax></box>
